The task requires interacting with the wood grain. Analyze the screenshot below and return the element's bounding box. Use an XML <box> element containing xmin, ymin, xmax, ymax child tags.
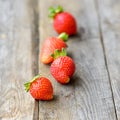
<box><xmin>96</xmin><ymin>0</ymin><xmax>120</xmax><ymax>119</ymax></box>
<box><xmin>0</xmin><ymin>0</ymin><xmax>119</xmax><ymax>119</ymax></box>
<box><xmin>38</xmin><ymin>0</ymin><xmax>117</xmax><ymax>119</ymax></box>
<box><xmin>0</xmin><ymin>0</ymin><xmax>39</xmax><ymax>119</ymax></box>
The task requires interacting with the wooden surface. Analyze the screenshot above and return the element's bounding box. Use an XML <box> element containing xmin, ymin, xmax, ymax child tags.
<box><xmin>0</xmin><ymin>0</ymin><xmax>120</xmax><ymax>120</ymax></box>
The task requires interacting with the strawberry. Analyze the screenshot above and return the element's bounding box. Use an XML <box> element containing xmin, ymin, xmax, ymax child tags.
<box><xmin>24</xmin><ymin>75</ymin><xmax>53</xmax><ymax>100</ymax></box>
<box><xmin>40</xmin><ymin>32</ymin><xmax>68</xmax><ymax>64</ymax></box>
<box><xmin>49</xmin><ymin>6</ymin><xmax>77</xmax><ymax>35</ymax></box>
<box><xmin>50</xmin><ymin>48</ymin><xmax>75</xmax><ymax>84</ymax></box>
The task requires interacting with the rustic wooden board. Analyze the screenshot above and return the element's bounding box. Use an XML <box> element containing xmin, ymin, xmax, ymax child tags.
<box><xmin>0</xmin><ymin>0</ymin><xmax>39</xmax><ymax>120</ymax></box>
<box><xmin>38</xmin><ymin>0</ymin><xmax>117</xmax><ymax>119</ymax></box>
<box><xmin>97</xmin><ymin>0</ymin><xmax>120</xmax><ymax>119</ymax></box>
<box><xmin>0</xmin><ymin>0</ymin><xmax>119</xmax><ymax>119</ymax></box>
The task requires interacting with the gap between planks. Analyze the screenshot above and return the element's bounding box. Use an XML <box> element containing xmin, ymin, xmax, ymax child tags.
<box><xmin>29</xmin><ymin>0</ymin><xmax>39</xmax><ymax>119</ymax></box>
<box><xmin>94</xmin><ymin>0</ymin><xmax>118</xmax><ymax>119</ymax></box>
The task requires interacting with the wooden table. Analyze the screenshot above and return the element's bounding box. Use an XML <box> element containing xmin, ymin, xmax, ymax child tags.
<box><xmin>0</xmin><ymin>0</ymin><xmax>120</xmax><ymax>119</ymax></box>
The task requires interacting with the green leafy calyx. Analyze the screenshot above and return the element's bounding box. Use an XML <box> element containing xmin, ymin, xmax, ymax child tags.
<box><xmin>51</xmin><ymin>48</ymin><xmax>67</xmax><ymax>59</ymax></box>
<box><xmin>24</xmin><ymin>74</ymin><xmax>41</xmax><ymax>92</ymax></box>
<box><xmin>49</xmin><ymin>6</ymin><xmax>63</xmax><ymax>18</ymax></box>
<box><xmin>58</xmin><ymin>32</ymin><xmax>68</xmax><ymax>42</ymax></box>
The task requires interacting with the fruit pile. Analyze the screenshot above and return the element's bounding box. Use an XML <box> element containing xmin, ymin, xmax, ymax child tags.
<box><xmin>24</xmin><ymin>6</ymin><xmax>77</xmax><ymax>101</ymax></box>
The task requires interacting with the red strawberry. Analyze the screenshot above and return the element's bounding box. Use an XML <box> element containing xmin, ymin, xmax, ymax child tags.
<box><xmin>24</xmin><ymin>75</ymin><xmax>53</xmax><ymax>100</ymax></box>
<box><xmin>49</xmin><ymin>6</ymin><xmax>77</xmax><ymax>35</ymax></box>
<box><xmin>40</xmin><ymin>32</ymin><xmax>68</xmax><ymax>64</ymax></box>
<box><xmin>50</xmin><ymin>48</ymin><xmax>75</xmax><ymax>84</ymax></box>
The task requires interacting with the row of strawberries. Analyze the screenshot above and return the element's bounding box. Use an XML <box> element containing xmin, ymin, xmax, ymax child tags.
<box><xmin>24</xmin><ymin>6</ymin><xmax>77</xmax><ymax>100</ymax></box>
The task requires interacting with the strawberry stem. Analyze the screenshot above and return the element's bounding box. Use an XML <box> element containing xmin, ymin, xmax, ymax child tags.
<box><xmin>49</xmin><ymin>6</ymin><xmax>63</xmax><ymax>18</ymax></box>
<box><xmin>31</xmin><ymin>74</ymin><xmax>41</xmax><ymax>82</ymax></box>
<box><xmin>58</xmin><ymin>32</ymin><xmax>68</xmax><ymax>42</ymax></box>
<box><xmin>24</xmin><ymin>74</ymin><xmax>41</xmax><ymax>92</ymax></box>
<box><xmin>55</xmin><ymin>6</ymin><xmax>63</xmax><ymax>13</ymax></box>
<box><xmin>51</xmin><ymin>48</ymin><xmax>67</xmax><ymax>59</ymax></box>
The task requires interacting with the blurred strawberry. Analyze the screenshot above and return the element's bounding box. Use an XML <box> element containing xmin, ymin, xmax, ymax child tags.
<box><xmin>49</xmin><ymin>6</ymin><xmax>77</xmax><ymax>35</ymax></box>
<box><xmin>40</xmin><ymin>32</ymin><xmax>68</xmax><ymax>64</ymax></box>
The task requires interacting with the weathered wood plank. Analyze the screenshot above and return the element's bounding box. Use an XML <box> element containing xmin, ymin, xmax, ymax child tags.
<box><xmin>0</xmin><ymin>0</ymin><xmax>39</xmax><ymax>119</ymax></box>
<box><xmin>96</xmin><ymin>0</ymin><xmax>120</xmax><ymax>119</ymax></box>
<box><xmin>38</xmin><ymin>0</ymin><xmax>116</xmax><ymax>119</ymax></box>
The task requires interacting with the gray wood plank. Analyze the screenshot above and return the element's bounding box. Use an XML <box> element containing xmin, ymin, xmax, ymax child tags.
<box><xmin>0</xmin><ymin>0</ymin><xmax>39</xmax><ymax>119</ymax></box>
<box><xmin>96</xmin><ymin>0</ymin><xmax>120</xmax><ymax>119</ymax></box>
<box><xmin>38</xmin><ymin>0</ymin><xmax>117</xmax><ymax>119</ymax></box>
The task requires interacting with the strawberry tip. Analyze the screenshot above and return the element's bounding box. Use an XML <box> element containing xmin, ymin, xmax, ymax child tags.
<box><xmin>49</xmin><ymin>95</ymin><xmax>54</xmax><ymax>100</ymax></box>
<box><xmin>66</xmin><ymin>77</ymin><xmax>70</xmax><ymax>83</ymax></box>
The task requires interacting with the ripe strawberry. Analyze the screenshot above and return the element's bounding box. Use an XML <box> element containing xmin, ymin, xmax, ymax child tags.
<box><xmin>40</xmin><ymin>32</ymin><xmax>68</xmax><ymax>64</ymax></box>
<box><xmin>50</xmin><ymin>48</ymin><xmax>75</xmax><ymax>84</ymax></box>
<box><xmin>49</xmin><ymin>6</ymin><xmax>77</xmax><ymax>35</ymax></box>
<box><xmin>24</xmin><ymin>75</ymin><xmax>53</xmax><ymax>100</ymax></box>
